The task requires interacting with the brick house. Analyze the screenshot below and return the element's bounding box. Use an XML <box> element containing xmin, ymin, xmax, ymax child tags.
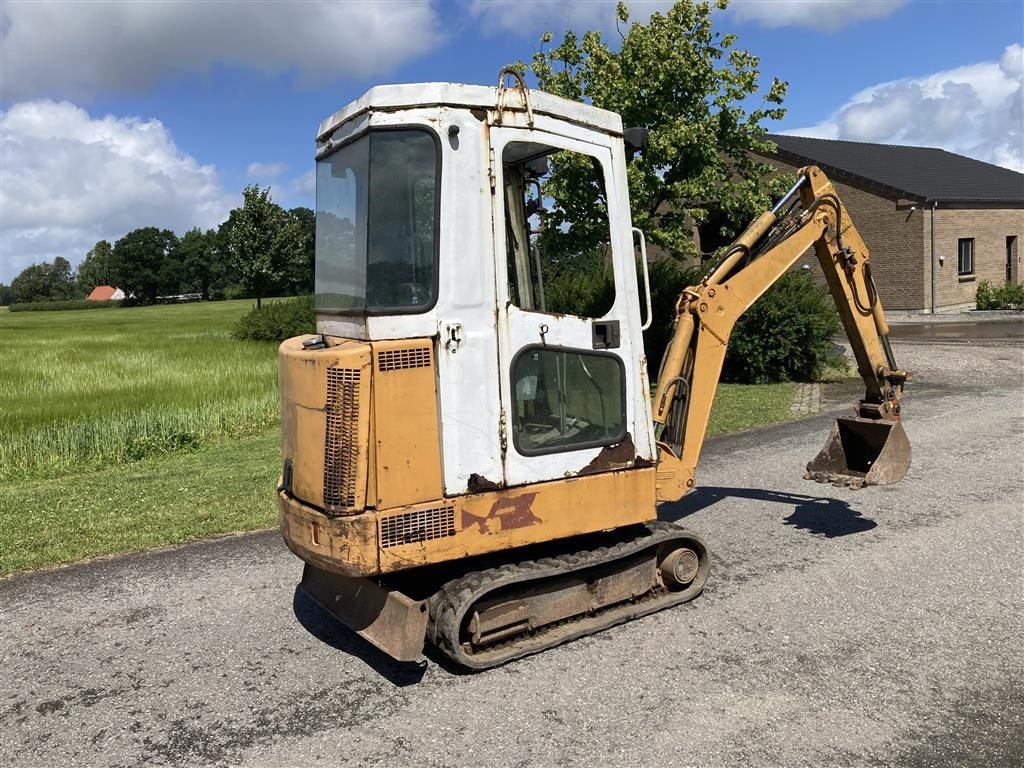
<box><xmin>758</xmin><ymin>135</ymin><xmax>1024</xmax><ymax>312</ymax></box>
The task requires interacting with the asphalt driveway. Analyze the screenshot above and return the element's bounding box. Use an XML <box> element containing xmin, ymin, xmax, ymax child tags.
<box><xmin>1</xmin><ymin>339</ymin><xmax>1021</xmax><ymax>768</ymax></box>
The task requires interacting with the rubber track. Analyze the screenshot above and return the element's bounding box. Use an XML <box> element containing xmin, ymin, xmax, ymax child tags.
<box><xmin>427</xmin><ymin>521</ymin><xmax>709</xmax><ymax>670</ymax></box>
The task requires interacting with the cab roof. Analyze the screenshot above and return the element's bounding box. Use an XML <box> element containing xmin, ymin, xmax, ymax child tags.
<box><xmin>316</xmin><ymin>82</ymin><xmax>623</xmax><ymax>141</ymax></box>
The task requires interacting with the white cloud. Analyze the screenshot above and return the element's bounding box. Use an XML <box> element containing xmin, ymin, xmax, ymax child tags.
<box><xmin>246</xmin><ymin>162</ymin><xmax>288</xmax><ymax>181</ymax></box>
<box><xmin>0</xmin><ymin>0</ymin><xmax>442</xmax><ymax>100</ymax></box>
<box><xmin>291</xmin><ymin>170</ymin><xmax>317</xmax><ymax>199</ymax></box>
<box><xmin>784</xmin><ymin>44</ymin><xmax>1024</xmax><ymax>171</ymax></box>
<box><xmin>0</xmin><ymin>101</ymin><xmax>236</xmax><ymax>282</ymax></box>
<box><xmin>727</xmin><ymin>0</ymin><xmax>905</xmax><ymax>31</ymax></box>
<box><xmin>468</xmin><ymin>1</ymin><xmax>675</xmax><ymax>37</ymax></box>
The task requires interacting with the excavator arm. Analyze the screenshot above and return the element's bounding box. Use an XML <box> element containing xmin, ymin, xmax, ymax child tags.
<box><xmin>653</xmin><ymin>166</ymin><xmax>911</xmax><ymax>502</ymax></box>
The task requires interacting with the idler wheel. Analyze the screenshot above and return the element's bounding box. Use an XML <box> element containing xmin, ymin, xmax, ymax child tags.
<box><xmin>660</xmin><ymin>547</ymin><xmax>699</xmax><ymax>588</ymax></box>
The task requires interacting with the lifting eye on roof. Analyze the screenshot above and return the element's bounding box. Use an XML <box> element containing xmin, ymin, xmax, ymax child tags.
<box><xmin>624</xmin><ymin>127</ymin><xmax>649</xmax><ymax>165</ymax></box>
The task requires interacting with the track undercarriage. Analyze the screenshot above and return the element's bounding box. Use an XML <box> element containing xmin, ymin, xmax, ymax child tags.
<box><xmin>301</xmin><ymin>521</ymin><xmax>709</xmax><ymax>670</ymax></box>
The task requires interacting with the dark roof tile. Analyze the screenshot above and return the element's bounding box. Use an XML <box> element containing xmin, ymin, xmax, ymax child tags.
<box><xmin>766</xmin><ymin>134</ymin><xmax>1024</xmax><ymax>204</ymax></box>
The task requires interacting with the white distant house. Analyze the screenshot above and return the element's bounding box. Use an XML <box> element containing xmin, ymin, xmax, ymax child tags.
<box><xmin>86</xmin><ymin>285</ymin><xmax>126</xmax><ymax>301</ymax></box>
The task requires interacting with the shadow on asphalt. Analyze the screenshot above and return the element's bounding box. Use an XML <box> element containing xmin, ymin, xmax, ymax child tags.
<box><xmin>292</xmin><ymin>588</ymin><xmax>427</xmax><ymax>686</ymax></box>
<box><xmin>659</xmin><ymin>485</ymin><xmax>878</xmax><ymax>538</ymax></box>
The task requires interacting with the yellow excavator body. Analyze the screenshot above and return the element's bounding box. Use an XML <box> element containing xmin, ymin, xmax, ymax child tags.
<box><xmin>277</xmin><ymin>80</ymin><xmax>910</xmax><ymax>668</ymax></box>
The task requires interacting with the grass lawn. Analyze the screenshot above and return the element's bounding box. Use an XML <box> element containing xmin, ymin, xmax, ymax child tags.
<box><xmin>707</xmin><ymin>382</ymin><xmax>796</xmax><ymax>437</ymax></box>
<box><xmin>0</xmin><ymin>432</ymin><xmax>279</xmax><ymax>575</ymax></box>
<box><xmin>1</xmin><ymin>300</ymin><xmax>799</xmax><ymax>576</ymax></box>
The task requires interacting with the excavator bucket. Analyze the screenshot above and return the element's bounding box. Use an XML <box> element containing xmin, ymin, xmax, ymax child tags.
<box><xmin>805</xmin><ymin>417</ymin><xmax>911</xmax><ymax>489</ymax></box>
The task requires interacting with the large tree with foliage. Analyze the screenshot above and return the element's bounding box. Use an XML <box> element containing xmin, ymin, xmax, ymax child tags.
<box><xmin>286</xmin><ymin>206</ymin><xmax>315</xmax><ymax>295</ymax></box>
<box><xmin>174</xmin><ymin>227</ymin><xmax>229</xmax><ymax>299</ymax></box>
<box><xmin>10</xmin><ymin>257</ymin><xmax>78</xmax><ymax>303</ymax></box>
<box><xmin>76</xmin><ymin>240</ymin><xmax>115</xmax><ymax>293</ymax></box>
<box><xmin>527</xmin><ymin>0</ymin><xmax>787</xmax><ymax>261</ymax></box>
<box><xmin>110</xmin><ymin>227</ymin><xmax>179</xmax><ymax>302</ymax></box>
<box><xmin>222</xmin><ymin>185</ymin><xmax>302</xmax><ymax>307</ymax></box>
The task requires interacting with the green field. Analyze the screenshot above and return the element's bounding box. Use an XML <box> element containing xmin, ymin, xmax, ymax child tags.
<box><xmin>0</xmin><ymin>301</ymin><xmax>278</xmax><ymax>480</ymax></box>
<box><xmin>1</xmin><ymin>301</ymin><xmax>282</xmax><ymax>574</ymax></box>
<box><xmin>0</xmin><ymin>301</ymin><xmax>796</xmax><ymax>576</ymax></box>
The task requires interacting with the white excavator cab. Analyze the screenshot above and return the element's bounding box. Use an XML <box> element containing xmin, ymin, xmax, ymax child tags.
<box><xmin>312</xmin><ymin>79</ymin><xmax>657</xmax><ymax>497</ymax></box>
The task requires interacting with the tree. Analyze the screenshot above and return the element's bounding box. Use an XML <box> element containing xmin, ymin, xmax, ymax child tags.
<box><xmin>526</xmin><ymin>0</ymin><xmax>788</xmax><ymax>261</ymax></box>
<box><xmin>77</xmin><ymin>240</ymin><xmax>115</xmax><ymax>293</ymax></box>
<box><xmin>110</xmin><ymin>227</ymin><xmax>179</xmax><ymax>303</ymax></box>
<box><xmin>287</xmin><ymin>206</ymin><xmax>315</xmax><ymax>295</ymax></box>
<box><xmin>10</xmin><ymin>257</ymin><xmax>78</xmax><ymax>303</ymax></box>
<box><xmin>0</xmin><ymin>283</ymin><xmax>15</xmax><ymax>306</ymax></box>
<box><xmin>175</xmin><ymin>227</ymin><xmax>228</xmax><ymax>299</ymax></box>
<box><xmin>223</xmin><ymin>185</ymin><xmax>302</xmax><ymax>307</ymax></box>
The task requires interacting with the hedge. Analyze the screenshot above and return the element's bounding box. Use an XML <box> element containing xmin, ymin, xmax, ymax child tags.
<box><xmin>976</xmin><ymin>280</ymin><xmax>1024</xmax><ymax>310</ymax></box>
<box><xmin>8</xmin><ymin>299</ymin><xmax>120</xmax><ymax>312</ymax></box>
<box><xmin>228</xmin><ymin>269</ymin><xmax>842</xmax><ymax>385</ymax></box>
<box><xmin>232</xmin><ymin>295</ymin><xmax>315</xmax><ymax>342</ymax></box>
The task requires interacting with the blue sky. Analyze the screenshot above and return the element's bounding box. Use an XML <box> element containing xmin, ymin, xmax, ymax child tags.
<box><xmin>2</xmin><ymin>0</ymin><xmax>1022</xmax><ymax>282</ymax></box>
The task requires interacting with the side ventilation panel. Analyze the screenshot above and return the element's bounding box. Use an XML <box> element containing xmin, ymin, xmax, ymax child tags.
<box><xmin>377</xmin><ymin>345</ymin><xmax>432</xmax><ymax>372</ymax></box>
<box><xmin>324</xmin><ymin>366</ymin><xmax>362</xmax><ymax>514</ymax></box>
<box><xmin>379</xmin><ymin>506</ymin><xmax>456</xmax><ymax>548</ymax></box>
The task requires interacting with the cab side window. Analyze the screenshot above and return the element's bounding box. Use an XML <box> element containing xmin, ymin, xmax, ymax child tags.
<box><xmin>512</xmin><ymin>347</ymin><xmax>625</xmax><ymax>454</ymax></box>
<box><xmin>502</xmin><ymin>143</ymin><xmax>615</xmax><ymax>319</ymax></box>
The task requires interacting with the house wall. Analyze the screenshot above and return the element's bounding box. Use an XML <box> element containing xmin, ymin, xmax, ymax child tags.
<box><xmin>764</xmin><ymin>157</ymin><xmax>1024</xmax><ymax>310</ymax></box>
<box><xmin>931</xmin><ymin>204</ymin><xmax>1024</xmax><ymax>310</ymax></box>
<box><xmin>762</xmin><ymin>157</ymin><xmax>926</xmax><ymax>310</ymax></box>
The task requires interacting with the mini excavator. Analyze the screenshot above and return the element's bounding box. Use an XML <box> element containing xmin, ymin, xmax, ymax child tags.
<box><xmin>277</xmin><ymin>75</ymin><xmax>911</xmax><ymax>669</ymax></box>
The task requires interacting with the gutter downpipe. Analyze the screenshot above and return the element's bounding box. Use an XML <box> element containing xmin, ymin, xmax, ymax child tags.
<box><xmin>930</xmin><ymin>200</ymin><xmax>938</xmax><ymax>313</ymax></box>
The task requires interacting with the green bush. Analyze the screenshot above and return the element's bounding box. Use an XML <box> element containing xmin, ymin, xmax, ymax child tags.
<box><xmin>8</xmin><ymin>299</ymin><xmax>119</xmax><ymax>312</ymax></box>
<box><xmin>231</xmin><ymin>295</ymin><xmax>315</xmax><ymax>342</ymax></box>
<box><xmin>542</xmin><ymin>256</ymin><xmax>616</xmax><ymax>319</ymax></box>
<box><xmin>723</xmin><ymin>270</ymin><xmax>842</xmax><ymax>383</ymax></box>
<box><xmin>975</xmin><ymin>280</ymin><xmax>995</xmax><ymax>310</ymax></box>
<box><xmin>976</xmin><ymin>280</ymin><xmax>1024</xmax><ymax>310</ymax></box>
<box><xmin>630</xmin><ymin>259</ymin><xmax>840</xmax><ymax>384</ymax></box>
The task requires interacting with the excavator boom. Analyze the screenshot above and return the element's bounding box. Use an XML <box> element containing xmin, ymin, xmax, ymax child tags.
<box><xmin>652</xmin><ymin>166</ymin><xmax>911</xmax><ymax>501</ymax></box>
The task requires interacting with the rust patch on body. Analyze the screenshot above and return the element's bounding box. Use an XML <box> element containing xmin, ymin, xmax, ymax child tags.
<box><xmin>461</xmin><ymin>492</ymin><xmax>541</xmax><ymax>534</ymax></box>
<box><xmin>578</xmin><ymin>434</ymin><xmax>637</xmax><ymax>476</ymax></box>
<box><xmin>467</xmin><ymin>473</ymin><xmax>504</xmax><ymax>493</ymax></box>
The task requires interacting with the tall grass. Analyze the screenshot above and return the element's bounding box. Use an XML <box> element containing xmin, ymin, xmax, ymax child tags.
<box><xmin>0</xmin><ymin>300</ymin><xmax>279</xmax><ymax>481</ymax></box>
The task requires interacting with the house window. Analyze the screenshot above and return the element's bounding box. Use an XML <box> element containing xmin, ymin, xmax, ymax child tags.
<box><xmin>1007</xmin><ymin>236</ymin><xmax>1018</xmax><ymax>283</ymax></box>
<box><xmin>957</xmin><ymin>238</ymin><xmax>974</xmax><ymax>276</ymax></box>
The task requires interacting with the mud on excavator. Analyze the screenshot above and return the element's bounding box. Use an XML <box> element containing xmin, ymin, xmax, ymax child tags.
<box><xmin>277</xmin><ymin>75</ymin><xmax>911</xmax><ymax>670</ymax></box>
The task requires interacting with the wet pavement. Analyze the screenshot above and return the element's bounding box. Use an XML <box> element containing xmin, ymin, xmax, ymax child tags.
<box><xmin>888</xmin><ymin>318</ymin><xmax>1022</xmax><ymax>343</ymax></box>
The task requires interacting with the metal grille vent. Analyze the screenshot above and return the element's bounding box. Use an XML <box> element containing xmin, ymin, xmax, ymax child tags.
<box><xmin>379</xmin><ymin>506</ymin><xmax>456</xmax><ymax>548</ymax></box>
<box><xmin>323</xmin><ymin>367</ymin><xmax>361</xmax><ymax>511</ymax></box>
<box><xmin>377</xmin><ymin>346</ymin><xmax>432</xmax><ymax>372</ymax></box>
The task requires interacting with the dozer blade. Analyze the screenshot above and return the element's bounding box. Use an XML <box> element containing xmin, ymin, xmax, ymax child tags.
<box><xmin>805</xmin><ymin>417</ymin><xmax>911</xmax><ymax>489</ymax></box>
<box><xmin>299</xmin><ymin>564</ymin><xmax>429</xmax><ymax>662</ymax></box>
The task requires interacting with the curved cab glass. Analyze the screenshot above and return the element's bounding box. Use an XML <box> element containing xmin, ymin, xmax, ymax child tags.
<box><xmin>315</xmin><ymin>129</ymin><xmax>438</xmax><ymax>313</ymax></box>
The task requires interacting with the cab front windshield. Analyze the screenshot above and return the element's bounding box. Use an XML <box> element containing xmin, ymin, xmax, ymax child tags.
<box><xmin>315</xmin><ymin>129</ymin><xmax>438</xmax><ymax>312</ymax></box>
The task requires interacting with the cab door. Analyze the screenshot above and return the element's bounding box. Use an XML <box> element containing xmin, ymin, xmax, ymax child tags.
<box><xmin>490</xmin><ymin>126</ymin><xmax>654</xmax><ymax>489</ymax></box>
